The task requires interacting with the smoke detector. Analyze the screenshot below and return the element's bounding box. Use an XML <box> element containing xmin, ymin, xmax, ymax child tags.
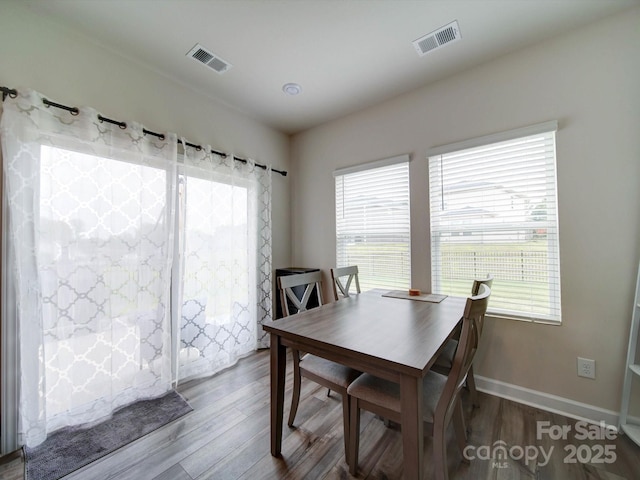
<box><xmin>282</xmin><ymin>83</ymin><xmax>302</xmax><ymax>96</ymax></box>
<box><xmin>186</xmin><ymin>43</ymin><xmax>232</xmax><ymax>74</ymax></box>
<box><xmin>413</xmin><ymin>21</ymin><xmax>461</xmax><ymax>56</ymax></box>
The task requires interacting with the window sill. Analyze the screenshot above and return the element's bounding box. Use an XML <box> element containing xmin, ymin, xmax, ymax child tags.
<box><xmin>487</xmin><ymin>311</ymin><xmax>561</xmax><ymax>326</ymax></box>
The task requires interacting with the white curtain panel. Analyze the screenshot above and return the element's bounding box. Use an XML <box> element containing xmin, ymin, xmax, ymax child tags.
<box><xmin>1</xmin><ymin>89</ymin><xmax>178</xmax><ymax>447</ymax></box>
<box><xmin>178</xmin><ymin>142</ymin><xmax>272</xmax><ymax>380</ymax></box>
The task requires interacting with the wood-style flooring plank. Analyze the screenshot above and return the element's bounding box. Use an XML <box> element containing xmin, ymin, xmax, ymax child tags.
<box><xmin>0</xmin><ymin>449</ymin><xmax>23</xmax><ymax>480</ymax></box>
<box><xmin>151</xmin><ymin>463</ymin><xmax>193</xmax><ymax>480</ymax></box>
<box><xmin>180</xmin><ymin>405</ymin><xmax>272</xmax><ymax>478</ymax></box>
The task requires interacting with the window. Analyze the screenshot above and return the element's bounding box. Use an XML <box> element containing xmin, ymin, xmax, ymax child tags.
<box><xmin>334</xmin><ymin>155</ymin><xmax>411</xmax><ymax>291</ymax></box>
<box><xmin>428</xmin><ymin>122</ymin><xmax>561</xmax><ymax>322</ymax></box>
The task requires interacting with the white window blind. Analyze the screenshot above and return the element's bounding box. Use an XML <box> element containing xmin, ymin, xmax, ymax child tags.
<box><xmin>335</xmin><ymin>157</ymin><xmax>411</xmax><ymax>291</ymax></box>
<box><xmin>429</xmin><ymin>124</ymin><xmax>561</xmax><ymax>322</ymax></box>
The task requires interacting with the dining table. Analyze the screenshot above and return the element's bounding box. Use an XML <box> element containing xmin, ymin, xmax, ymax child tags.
<box><xmin>262</xmin><ymin>288</ymin><xmax>468</xmax><ymax>480</ymax></box>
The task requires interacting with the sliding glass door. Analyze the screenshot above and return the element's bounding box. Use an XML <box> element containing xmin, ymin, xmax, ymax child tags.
<box><xmin>178</xmin><ymin>170</ymin><xmax>257</xmax><ymax>379</ymax></box>
<box><xmin>1</xmin><ymin>89</ymin><xmax>272</xmax><ymax>450</ymax></box>
<box><xmin>38</xmin><ymin>145</ymin><xmax>175</xmax><ymax>433</ymax></box>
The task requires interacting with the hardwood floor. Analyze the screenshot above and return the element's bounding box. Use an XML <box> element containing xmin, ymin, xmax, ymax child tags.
<box><xmin>1</xmin><ymin>349</ymin><xmax>639</xmax><ymax>479</ymax></box>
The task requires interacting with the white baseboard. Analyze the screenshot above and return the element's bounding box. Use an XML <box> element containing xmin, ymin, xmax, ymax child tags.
<box><xmin>475</xmin><ymin>375</ymin><xmax>620</xmax><ymax>429</ymax></box>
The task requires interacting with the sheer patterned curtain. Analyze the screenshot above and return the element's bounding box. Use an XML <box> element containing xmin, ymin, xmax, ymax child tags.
<box><xmin>1</xmin><ymin>89</ymin><xmax>177</xmax><ymax>447</ymax></box>
<box><xmin>178</xmin><ymin>142</ymin><xmax>272</xmax><ymax>380</ymax></box>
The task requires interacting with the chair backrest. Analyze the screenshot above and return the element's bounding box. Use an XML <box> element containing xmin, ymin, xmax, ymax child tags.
<box><xmin>471</xmin><ymin>274</ymin><xmax>494</xmax><ymax>296</ymax></box>
<box><xmin>470</xmin><ymin>275</ymin><xmax>492</xmax><ymax>337</ymax></box>
<box><xmin>277</xmin><ymin>271</ymin><xmax>324</xmax><ymax>317</ymax></box>
<box><xmin>435</xmin><ymin>284</ymin><xmax>491</xmax><ymax>427</ymax></box>
<box><xmin>330</xmin><ymin>265</ymin><xmax>361</xmax><ymax>301</ymax></box>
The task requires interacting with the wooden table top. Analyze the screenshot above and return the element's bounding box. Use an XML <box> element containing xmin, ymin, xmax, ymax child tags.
<box><xmin>263</xmin><ymin>289</ymin><xmax>467</xmax><ymax>378</ymax></box>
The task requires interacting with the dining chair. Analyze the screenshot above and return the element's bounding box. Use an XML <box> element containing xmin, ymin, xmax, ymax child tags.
<box><xmin>277</xmin><ymin>270</ymin><xmax>361</xmax><ymax>459</ymax></box>
<box><xmin>346</xmin><ymin>284</ymin><xmax>491</xmax><ymax>480</ymax></box>
<box><xmin>432</xmin><ymin>274</ymin><xmax>493</xmax><ymax>407</ymax></box>
<box><xmin>330</xmin><ymin>265</ymin><xmax>361</xmax><ymax>301</ymax></box>
<box><xmin>278</xmin><ymin>270</ymin><xmax>324</xmax><ymax>317</ymax></box>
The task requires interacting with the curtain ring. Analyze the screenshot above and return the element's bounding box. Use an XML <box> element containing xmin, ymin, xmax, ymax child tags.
<box><xmin>43</xmin><ymin>98</ymin><xmax>79</xmax><ymax>116</ymax></box>
<box><xmin>97</xmin><ymin>114</ymin><xmax>126</xmax><ymax>129</ymax></box>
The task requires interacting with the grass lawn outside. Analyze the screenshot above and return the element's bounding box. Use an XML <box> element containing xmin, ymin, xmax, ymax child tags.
<box><xmin>342</xmin><ymin>239</ymin><xmax>558</xmax><ymax>320</ymax></box>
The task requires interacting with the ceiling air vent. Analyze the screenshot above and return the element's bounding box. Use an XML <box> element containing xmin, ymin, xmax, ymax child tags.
<box><xmin>186</xmin><ymin>43</ymin><xmax>232</xmax><ymax>74</ymax></box>
<box><xmin>413</xmin><ymin>20</ymin><xmax>461</xmax><ymax>56</ymax></box>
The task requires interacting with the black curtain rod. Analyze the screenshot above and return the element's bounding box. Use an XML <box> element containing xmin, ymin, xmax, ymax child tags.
<box><xmin>0</xmin><ymin>86</ymin><xmax>287</xmax><ymax>177</ymax></box>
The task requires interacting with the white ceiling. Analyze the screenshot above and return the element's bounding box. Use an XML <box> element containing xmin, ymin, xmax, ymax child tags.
<box><xmin>23</xmin><ymin>0</ymin><xmax>639</xmax><ymax>134</ymax></box>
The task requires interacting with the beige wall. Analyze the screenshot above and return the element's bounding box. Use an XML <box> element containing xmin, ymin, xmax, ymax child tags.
<box><xmin>0</xmin><ymin>1</ymin><xmax>292</xmax><ymax>274</ymax></box>
<box><xmin>290</xmin><ymin>7</ymin><xmax>640</xmax><ymax>413</ymax></box>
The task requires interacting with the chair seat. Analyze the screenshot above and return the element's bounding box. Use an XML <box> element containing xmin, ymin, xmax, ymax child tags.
<box><xmin>433</xmin><ymin>339</ymin><xmax>458</xmax><ymax>369</ymax></box>
<box><xmin>346</xmin><ymin>371</ymin><xmax>448</xmax><ymax>423</ymax></box>
<box><xmin>300</xmin><ymin>354</ymin><xmax>361</xmax><ymax>388</ymax></box>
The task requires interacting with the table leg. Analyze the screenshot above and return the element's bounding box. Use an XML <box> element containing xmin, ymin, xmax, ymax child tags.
<box><xmin>400</xmin><ymin>375</ymin><xmax>424</xmax><ymax>480</ymax></box>
<box><xmin>270</xmin><ymin>333</ymin><xmax>286</xmax><ymax>456</ymax></box>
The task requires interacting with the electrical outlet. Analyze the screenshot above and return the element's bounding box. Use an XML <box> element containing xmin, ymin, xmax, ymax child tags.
<box><xmin>577</xmin><ymin>357</ymin><xmax>595</xmax><ymax>379</ymax></box>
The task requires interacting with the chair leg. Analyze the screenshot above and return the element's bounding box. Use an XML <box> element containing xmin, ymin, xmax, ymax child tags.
<box><xmin>341</xmin><ymin>392</ymin><xmax>350</xmax><ymax>463</ymax></box>
<box><xmin>452</xmin><ymin>399</ymin><xmax>469</xmax><ymax>463</ymax></box>
<box><xmin>348</xmin><ymin>396</ymin><xmax>360</xmax><ymax>475</ymax></box>
<box><xmin>467</xmin><ymin>365</ymin><xmax>479</xmax><ymax>408</ymax></box>
<box><xmin>288</xmin><ymin>350</ymin><xmax>302</xmax><ymax>427</ymax></box>
<box><xmin>433</xmin><ymin>418</ymin><xmax>450</xmax><ymax>480</ymax></box>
